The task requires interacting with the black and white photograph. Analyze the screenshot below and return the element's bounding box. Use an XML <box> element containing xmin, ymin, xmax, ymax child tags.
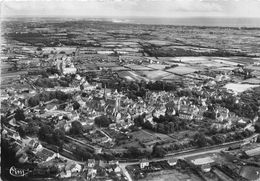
<box><xmin>1</xmin><ymin>0</ymin><xmax>260</xmax><ymax>180</ymax></box>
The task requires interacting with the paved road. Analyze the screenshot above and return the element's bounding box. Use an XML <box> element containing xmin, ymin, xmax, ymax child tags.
<box><xmin>119</xmin><ymin>134</ymin><xmax>259</xmax><ymax>181</ymax></box>
<box><xmin>119</xmin><ymin>143</ymin><xmax>239</xmax><ymax>181</ymax></box>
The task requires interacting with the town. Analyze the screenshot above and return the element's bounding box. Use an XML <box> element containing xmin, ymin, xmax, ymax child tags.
<box><xmin>1</xmin><ymin>17</ymin><xmax>260</xmax><ymax>181</ymax></box>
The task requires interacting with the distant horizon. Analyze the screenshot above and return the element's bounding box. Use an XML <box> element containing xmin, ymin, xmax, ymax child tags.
<box><xmin>3</xmin><ymin>16</ymin><xmax>260</xmax><ymax>28</ymax></box>
<box><xmin>2</xmin><ymin>0</ymin><xmax>260</xmax><ymax>19</ymax></box>
<box><xmin>4</xmin><ymin>15</ymin><xmax>260</xmax><ymax>19</ymax></box>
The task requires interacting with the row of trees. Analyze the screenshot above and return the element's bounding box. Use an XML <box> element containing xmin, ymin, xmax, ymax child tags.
<box><xmin>193</xmin><ymin>129</ymin><xmax>254</xmax><ymax>148</ymax></box>
<box><xmin>101</xmin><ymin>79</ymin><xmax>180</xmax><ymax>100</ymax></box>
<box><xmin>28</xmin><ymin>91</ymin><xmax>71</xmax><ymax>107</ymax></box>
<box><xmin>35</xmin><ymin>78</ymin><xmax>69</xmax><ymax>88</ymax></box>
<box><xmin>122</xmin><ymin>145</ymin><xmax>167</xmax><ymax>159</ymax></box>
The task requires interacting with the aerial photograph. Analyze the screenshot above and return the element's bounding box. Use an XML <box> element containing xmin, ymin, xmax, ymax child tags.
<box><xmin>1</xmin><ymin>0</ymin><xmax>260</xmax><ymax>180</ymax></box>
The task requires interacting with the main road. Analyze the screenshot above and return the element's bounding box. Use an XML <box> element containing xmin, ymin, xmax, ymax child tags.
<box><xmin>119</xmin><ymin>135</ymin><xmax>258</xmax><ymax>181</ymax></box>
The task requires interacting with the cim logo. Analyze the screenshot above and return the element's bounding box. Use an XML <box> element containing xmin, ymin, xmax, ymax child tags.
<box><xmin>9</xmin><ymin>166</ymin><xmax>30</xmax><ymax>177</ymax></box>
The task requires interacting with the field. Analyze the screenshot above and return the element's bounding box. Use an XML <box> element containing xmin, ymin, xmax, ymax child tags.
<box><xmin>242</xmin><ymin>78</ymin><xmax>260</xmax><ymax>84</ymax></box>
<box><xmin>166</xmin><ymin>66</ymin><xmax>198</xmax><ymax>75</ymax></box>
<box><xmin>110</xmin><ymin>66</ymin><xmax>130</xmax><ymax>71</ymax></box>
<box><xmin>139</xmin><ymin>169</ymin><xmax>203</xmax><ymax>181</ymax></box>
<box><xmin>118</xmin><ymin>71</ymin><xmax>149</xmax><ymax>81</ymax></box>
<box><xmin>137</xmin><ymin>70</ymin><xmax>171</xmax><ymax>80</ymax></box>
<box><xmin>162</xmin><ymin>74</ymin><xmax>182</xmax><ymax>81</ymax></box>
<box><xmin>224</xmin><ymin>83</ymin><xmax>260</xmax><ymax>93</ymax></box>
<box><xmin>146</xmin><ymin>64</ymin><xmax>168</xmax><ymax>70</ymax></box>
<box><xmin>129</xmin><ymin>130</ymin><xmax>159</xmax><ymax>143</ymax></box>
<box><xmin>125</xmin><ymin>64</ymin><xmax>154</xmax><ymax>71</ymax></box>
<box><xmin>95</xmin><ymin>62</ymin><xmax>119</xmax><ymax>67</ymax></box>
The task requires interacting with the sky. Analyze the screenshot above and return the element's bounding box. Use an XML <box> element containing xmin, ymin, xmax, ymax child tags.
<box><xmin>1</xmin><ymin>0</ymin><xmax>260</xmax><ymax>18</ymax></box>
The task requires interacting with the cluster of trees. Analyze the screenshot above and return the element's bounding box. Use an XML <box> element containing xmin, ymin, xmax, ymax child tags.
<box><xmin>35</xmin><ymin>73</ymin><xmax>76</xmax><ymax>88</ymax></box>
<box><xmin>209</xmin><ymin>94</ymin><xmax>258</xmax><ymax>119</ymax></box>
<box><xmin>14</xmin><ymin>109</ymin><xmax>25</xmax><ymax>121</ymax></box>
<box><xmin>35</xmin><ymin>78</ymin><xmax>69</xmax><ymax>88</ymax></box>
<box><xmin>102</xmin><ymin>80</ymin><xmax>179</xmax><ymax>100</ymax></box>
<box><xmin>122</xmin><ymin>144</ymin><xmax>167</xmax><ymax>159</ymax></box>
<box><xmin>142</xmin><ymin>44</ymin><xmax>248</xmax><ymax>58</ymax></box>
<box><xmin>192</xmin><ymin>129</ymin><xmax>254</xmax><ymax>148</ymax></box>
<box><xmin>123</xmin><ymin>147</ymin><xmax>150</xmax><ymax>159</ymax></box>
<box><xmin>72</xmin><ymin>145</ymin><xmax>94</xmax><ymax>161</ymax></box>
<box><xmin>18</xmin><ymin>120</ymin><xmax>40</xmax><ymax>137</ymax></box>
<box><xmin>38</xmin><ymin>125</ymin><xmax>65</xmax><ymax>149</ymax></box>
<box><xmin>94</xmin><ymin>115</ymin><xmax>112</xmax><ymax>127</ymax></box>
<box><xmin>70</xmin><ymin>121</ymin><xmax>84</xmax><ymax>135</ymax></box>
<box><xmin>203</xmin><ymin>110</ymin><xmax>216</xmax><ymax>119</ymax></box>
<box><xmin>28</xmin><ymin>91</ymin><xmax>71</xmax><ymax>107</ymax></box>
<box><xmin>134</xmin><ymin>114</ymin><xmax>188</xmax><ymax>134</ymax></box>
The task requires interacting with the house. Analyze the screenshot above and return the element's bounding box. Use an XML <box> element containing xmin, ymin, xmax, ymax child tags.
<box><xmin>108</xmin><ymin>160</ymin><xmax>119</xmax><ymax>165</ymax></box>
<box><xmin>165</xmin><ymin>101</ymin><xmax>176</xmax><ymax>116</ymax></box>
<box><xmin>140</xmin><ymin>159</ymin><xmax>149</xmax><ymax>169</ymax></box>
<box><xmin>87</xmin><ymin>168</ymin><xmax>97</xmax><ymax>178</ymax></box>
<box><xmin>65</xmin><ymin>162</ymin><xmax>82</xmax><ymax>173</ymax></box>
<box><xmin>114</xmin><ymin>165</ymin><xmax>121</xmax><ymax>173</ymax></box>
<box><xmin>59</xmin><ymin>170</ymin><xmax>72</xmax><ymax>178</ymax></box>
<box><xmin>245</xmin><ymin>147</ymin><xmax>260</xmax><ymax>157</ymax></box>
<box><xmin>44</xmin><ymin>104</ymin><xmax>57</xmax><ymax>111</ymax></box>
<box><xmin>201</xmin><ymin>164</ymin><xmax>212</xmax><ymax>172</ymax></box>
<box><xmin>215</xmin><ymin>107</ymin><xmax>229</xmax><ymax>122</ymax></box>
<box><xmin>18</xmin><ymin>154</ymin><xmax>29</xmax><ymax>163</ymax></box>
<box><xmin>88</xmin><ymin>159</ymin><xmax>96</xmax><ymax>168</ymax></box>
<box><xmin>193</xmin><ymin>111</ymin><xmax>204</xmax><ymax>121</ymax></box>
<box><xmin>7</xmin><ymin>131</ymin><xmax>21</xmax><ymax>141</ymax></box>
<box><xmin>190</xmin><ymin>156</ymin><xmax>215</xmax><ymax>172</ymax></box>
<box><xmin>167</xmin><ymin>158</ymin><xmax>177</xmax><ymax>166</ymax></box>
<box><xmin>179</xmin><ymin>105</ymin><xmax>199</xmax><ymax>120</ymax></box>
<box><xmin>32</xmin><ymin>142</ymin><xmax>43</xmax><ymax>154</ymax></box>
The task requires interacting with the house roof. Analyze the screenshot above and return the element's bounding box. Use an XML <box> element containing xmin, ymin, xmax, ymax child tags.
<box><xmin>41</xmin><ymin>148</ymin><xmax>55</xmax><ymax>157</ymax></box>
<box><xmin>191</xmin><ymin>157</ymin><xmax>215</xmax><ymax>165</ymax></box>
<box><xmin>245</xmin><ymin>147</ymin><xmax>260</xmax><ymax>156</ymax></box>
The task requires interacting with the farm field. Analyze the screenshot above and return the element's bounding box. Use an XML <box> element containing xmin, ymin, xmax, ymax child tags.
<box><xmin>118</xmin><ymin>71</ymin><xmax>149</xmax><ymax>81</ymax></box>
<box><xmin>146</xmin><ymin>64</ymin><xmax>168</xmax><ymax>70</ymax></box>
<box><xmin>166</xmin><ymin>66</ymin><xmax>198</xmax><ymax>75</ymax></box>
<box><xmin>137</xmin><ymin>70</ymin><xmax>172</xmax><ymax>81</ymax></box>
<box><xmin>125</xmin><ymin>64</ymin><xmax>154</xmax><ymax>71</ymax></box>
<box><xmin>140</xmin><ymin>169</ymin><xmax>203</xmax><ymax>181</ymax></box>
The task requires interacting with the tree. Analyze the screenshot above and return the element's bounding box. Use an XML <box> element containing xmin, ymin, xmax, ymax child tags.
<box><xmin>94</xmin><ymin>115</ymin><xmax>111</xmax><ymax>127</ymax></box>
<box><xmin>70</xmin><ymin>121</ymin><xmax>84</xmax><ymax>135</ymax></box>
<box><xmin>52</xmin><ymin>129</ymin><xmax>65</xmax><ymax>149</ymax></box>
<box><xmin>14</xmin><ymin>109</ymin><xmax>25</xmax><ymax>121</ymax></box>
<box><xmin>26</xmin><ymin>121</ymin><xmax>40</xmax><ymax>136</ymax></box>
<box><xmin>17</xmin><ymin>125</ymin><xmax>26</xmax><ymax>137</ymax></box>
<box><xmin>36</xmin><ymin>47</ymin><xmax>42</xmax><ymax>51</ymax></box>
<box><xmin>194</xmin><ymin>133</ymin><xmax>207</xmax><ymax>147</ymax></box>
<box><xmin>152</xmin><ymin>145</ymin><xmax>166</xmax><ymax>158</ymax></box>
<box><xmin>203</xmin><ymin>111</ymin><xmax>216</xmax><ymax>119</ymax></box>
<box><xmin>38</xmin><ymin>125</ymin><xmax>53</xmax><ymax>141</ymax></box>
<box><xmin>212</xmin><ymin>134</ymin><xmax>226</xmax><ymax>144</ymax></box>
<box><xmin>72</xmin><ymin>101</ymin><xmax>80</xmax><ymax>110</ymax></box>
<box><xmin>126</xmin><ymin>147</ymin><xmax>143</xmax><ymax>159</ymax></box>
